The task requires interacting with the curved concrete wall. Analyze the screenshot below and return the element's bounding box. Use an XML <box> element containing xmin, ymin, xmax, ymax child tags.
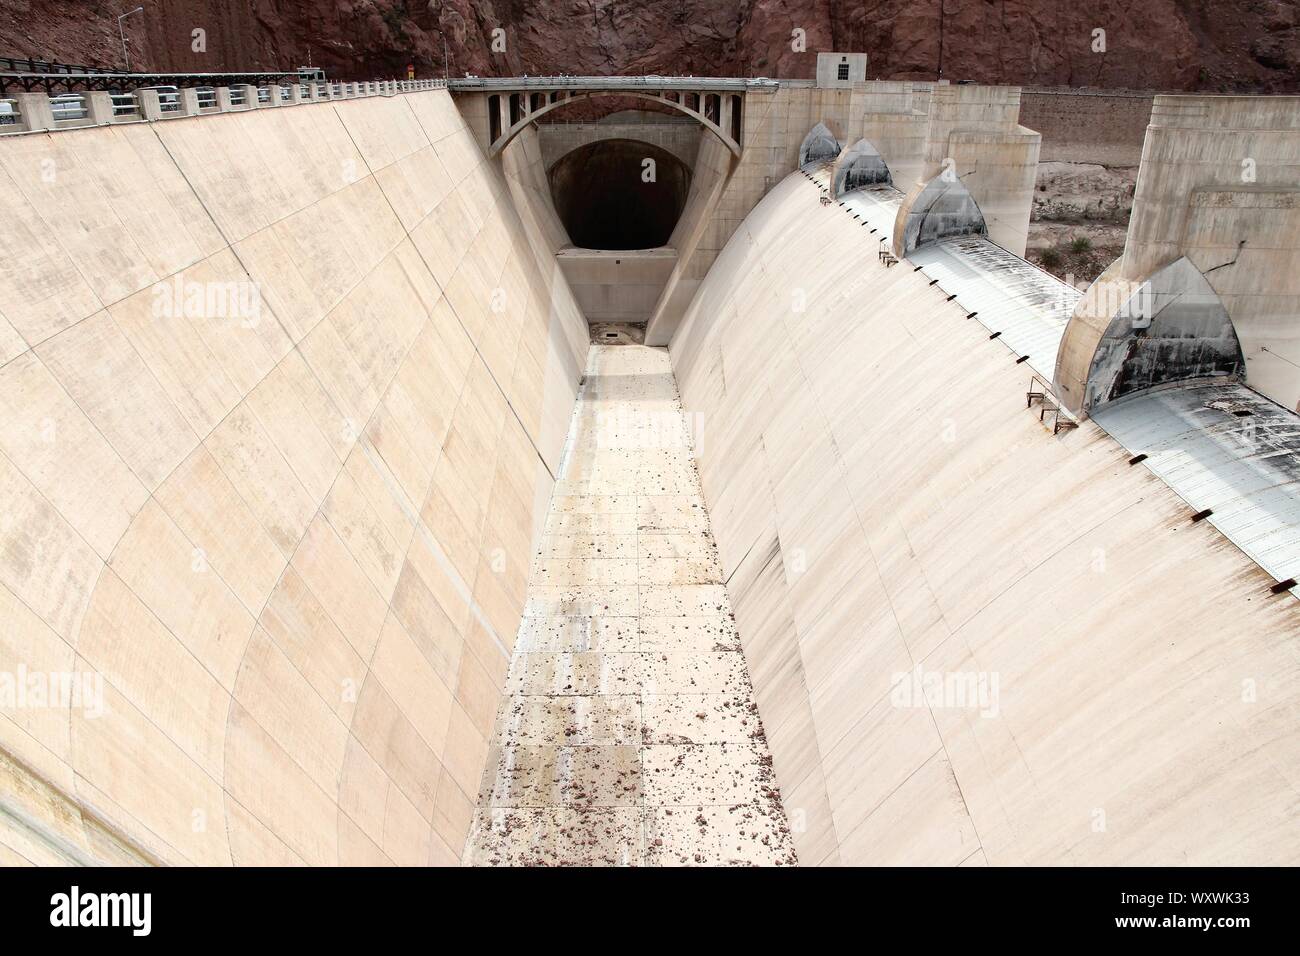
<box><xmin>0</xmin><ymin>90</ymin><xmax>588</xmax><ymax>864</ymax></box>
<box><xmin>669</xmin><ymin>171</ymin><xmax>1300</xmax><ymax>866</ymax></box>
<box><xmin>645</xmin><ymin>133</ymin><xmax>736</xmax><ymax>341</ymax></box>
<box><xmin>500</xmin><ymin>125</ymin><xmax>574</xmax><ymax>259</ymax></box>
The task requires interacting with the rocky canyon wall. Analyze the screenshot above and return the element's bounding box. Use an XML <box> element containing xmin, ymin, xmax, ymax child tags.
<box><xmin>2</xmin><ymin>1</ymin><xmax>1296</xmax><ymax>92</ymax></box>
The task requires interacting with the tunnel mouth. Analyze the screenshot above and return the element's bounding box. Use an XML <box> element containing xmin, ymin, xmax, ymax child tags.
<box><xmin>548</xmin><ymin>138</ymin><xmax>691</xmax><ymax>250</ymax></box>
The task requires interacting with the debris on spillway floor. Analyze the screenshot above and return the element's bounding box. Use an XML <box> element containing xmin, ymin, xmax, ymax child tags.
<box><xmin>463</xmin><ymin>344</ymin><xmax>798</xmax><ymax>866</ymax></box>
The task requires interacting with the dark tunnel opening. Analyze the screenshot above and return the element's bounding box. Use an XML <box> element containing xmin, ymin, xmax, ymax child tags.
<box><xmin>548</xmin><ymin>139</ymin><xmax>692</xmax><ymax>250</ymax></box>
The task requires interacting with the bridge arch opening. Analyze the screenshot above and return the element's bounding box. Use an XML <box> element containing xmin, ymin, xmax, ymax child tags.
<box><xmin>548</xmin><ymin>138</ymin><xmax>692</xmax><ymax>250</ymax></box>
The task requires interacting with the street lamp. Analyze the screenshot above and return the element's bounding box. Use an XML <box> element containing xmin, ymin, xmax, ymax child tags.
<box><xmin>119</xmin><ymin>6</ymin><xmax>144</xmax><ymax>73</ymax></box>
<box><xmin>937</xmin><ymin>0</ymin><xmax>947</xmax><ymax>79</ymax></box>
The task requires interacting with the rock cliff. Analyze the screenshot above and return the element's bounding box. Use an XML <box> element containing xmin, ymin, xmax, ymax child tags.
<box><xmin>2</xmin><ymin>0</ymin><xmax>1296</xmax><ymax>92</ymax></box>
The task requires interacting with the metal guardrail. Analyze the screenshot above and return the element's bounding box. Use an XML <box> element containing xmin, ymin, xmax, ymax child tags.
<box><xmin>0</xmin><ymin>67</ymin><xmax>314</xmax><ymax>95</ymax></box>
<box><xmin>0</xmin><ymin>63</ymin><xmax>786</xmax><ymax>97</ymax></box>
<box><xmin>0</xmin><ymin>77</ymin><xmax>449</xmax><ymax>135</ymax></box>
<box><xmin>110</xmin><ymin>92</ymin><xmax>138</xmax><ymax>118</ymax></box>
<box><xmin>0</xmin><ymin>56</ymin><xmax>116</xmax><ymax>76</ymax></box>
<box><xmin>1026</xmin><ymin>374</ymin><xmax>1078</xmax><ymax>435</ymax></box>
<box><xmin>445</xmin><ymin>74</ymin><xmax>780</xmax><ymax>92</ymax></box>
<box><xmin>0</xmin><ymin>66</ymin><xmax>780</xmax><ymax>99</ymax></box>
<box><xmin>48</xmin><ymin>93</ymin><xmax>86</xmax><ymax>122</ymax></box>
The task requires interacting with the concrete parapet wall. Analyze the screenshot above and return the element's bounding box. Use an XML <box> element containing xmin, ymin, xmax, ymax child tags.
<box><xmin>0</xmin><ymin>89</ymin><xmax>587</xmax><ymax>864</ymax></box>
<box><xmin>557</xmin><ymin>248</ymin><xmax>678</xmax><ymax>323</ymax></box>
<box><xmin>668</xmin><ymin>170</ymin><xmax>1300</xmax><ymax>866</ymax></box>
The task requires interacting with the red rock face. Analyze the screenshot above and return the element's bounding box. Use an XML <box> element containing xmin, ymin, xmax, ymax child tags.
<box><xmin>0</xmin><ymin>0</ymin><xmax>1295</xmax><ymax>91</ymax></box>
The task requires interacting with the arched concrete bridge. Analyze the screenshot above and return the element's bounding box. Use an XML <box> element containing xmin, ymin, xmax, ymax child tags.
<box><xmin>447</xmin><ymin>76</ymin><xmax>776</xmax><ymax>158</ymax></box>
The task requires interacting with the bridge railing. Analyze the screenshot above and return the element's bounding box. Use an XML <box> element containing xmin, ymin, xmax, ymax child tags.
<box><xmin>446</xmin><ymin>74</ymin><xmax>779</xmax><ymax>92</ymax></box>
<box><xmin>0</xmin><ymin>56</ymin><xmax>117</xmax><ymax>77</ymax></box>
<box><xmin>48</xmin><ymin>93</ymin><xmax>88</xmax><ymax>123</ymax></box>
<box><xmin>110</xmin><ymin>92</ymin><xmax>140</xmax><ymax>119</ymax></box>
<box><xmin>0</xmin><ymin>77</ymin><xmax>449</xmax><ymax>135</ymax></box>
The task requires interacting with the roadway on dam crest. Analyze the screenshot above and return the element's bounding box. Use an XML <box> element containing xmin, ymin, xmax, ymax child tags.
<box><xmin>465</xmin><ymin>344</ymin><xmax>796</xmax><ymax>865</ymax></box>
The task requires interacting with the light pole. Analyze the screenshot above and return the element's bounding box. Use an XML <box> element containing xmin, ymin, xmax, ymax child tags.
<box><xmin>937</xmin><ymin>0</ymin><xmax>945</xmax><ymax>79</ymax></box>
<box><xmin>119</xmin><ymin>6</ymin><xmax>144</xmax><ymax>73</ymax></box>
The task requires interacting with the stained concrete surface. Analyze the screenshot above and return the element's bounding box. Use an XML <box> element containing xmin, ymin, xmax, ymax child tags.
<box><xmin>3</xmin><ymin>79</ymin><xmax>1297</xmax><ymax>869</ymax></box>
<box><xmin>464</xmin><ymin>344</ymin><xmax>796</xmax><ymax>865</ymax></box>
<box><xmin>670</xmin><ymin>168</ymin><xmax>1300</xmax><ymax>866</ymax></box>
<box><xmin>0</xmin><ymin>89</ymin><xmax>589</xmax><ymax>866</ymax></box>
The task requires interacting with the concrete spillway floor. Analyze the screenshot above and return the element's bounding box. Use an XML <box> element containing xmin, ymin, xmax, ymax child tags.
<box><xmin>464</xmin><ymin>344</ymin><xmax>796</xmax><ymax>865</ymax></box>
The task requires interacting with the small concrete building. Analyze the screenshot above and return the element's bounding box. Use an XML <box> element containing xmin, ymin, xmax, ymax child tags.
<box><xmin>816</xmin><ymin>52</ymin><xmax>868</xmax><ymax>88</ymax></box>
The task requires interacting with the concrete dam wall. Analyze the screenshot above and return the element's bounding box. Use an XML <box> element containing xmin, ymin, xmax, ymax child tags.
<box><xmin>1</xmin><ymin>73</ymin><xmax>1297</xmax><ymax>867</ymax></box>
<box><xmin>0</xmin><ymin>89</ymin><xmax>588</xmax><ymax>864</ymax></box>
<box><xmin>669</xmin><ymin>171</ymin><xmax>1300</xmax><ymax>866</ymax></box>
